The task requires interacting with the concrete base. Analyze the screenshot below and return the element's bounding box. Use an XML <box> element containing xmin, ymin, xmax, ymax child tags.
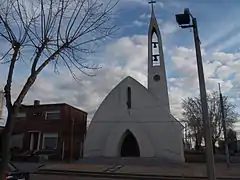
<box><xmin>78</xmin><ymin>157</ymin><xmax>185</xmax><ymax>167</ymax></box>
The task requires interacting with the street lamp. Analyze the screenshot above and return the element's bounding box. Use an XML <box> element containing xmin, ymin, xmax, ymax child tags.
<box><xmin>176</xmin><ymin>8</ymin><xmax>216</xmax><ymax>180</ymax></box>
<box><xmin>176</xmin><ymin>9</ymin><xmax>191</xmax><ymax>26</ymax></box>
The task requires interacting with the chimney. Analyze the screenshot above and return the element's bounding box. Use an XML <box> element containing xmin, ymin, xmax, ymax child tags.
<box><xmin>34</xmin><ymin>100</ymin><xmax>40</xmax><ymax>106</ymax></box>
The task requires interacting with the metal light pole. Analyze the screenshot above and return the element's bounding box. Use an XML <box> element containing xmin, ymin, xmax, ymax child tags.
<box><xmin>176</xmin><ymin>8</ymin><xmax>216</xmax><ymax>180</ymax></box>
<box><xmin>218</xmin><ymin>83</ymin><xmax>230</xmax><ymax>167</ymax></box>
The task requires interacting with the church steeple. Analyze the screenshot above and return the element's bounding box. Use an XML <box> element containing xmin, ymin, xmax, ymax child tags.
<box><xmin>149</xmin><ymin>0</ymin><xmax>155</xmax><ymax>12</ymax></box>
<box><xmin>147</xmin><ymin>2</ymin><xmax>170</xmax><ymax>111</ymax></box>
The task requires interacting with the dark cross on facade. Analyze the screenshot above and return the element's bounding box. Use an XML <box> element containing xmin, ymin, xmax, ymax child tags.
<box><xmin>149</xmin><ymin>0</ymin><xmax>156</xmax><ymax>9</ymax></box>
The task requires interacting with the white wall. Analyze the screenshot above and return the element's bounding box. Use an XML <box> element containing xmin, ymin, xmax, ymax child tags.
<box><xmin>84</xmin><ymin>77</ymin><xmax>184</xmax><ymax>162</ymax></box>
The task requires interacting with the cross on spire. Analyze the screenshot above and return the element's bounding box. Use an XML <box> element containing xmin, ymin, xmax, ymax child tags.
<box><xmin>149</xmin><ymin>0</ymin><xmax>156</xmax><ymax>9</ymax></box>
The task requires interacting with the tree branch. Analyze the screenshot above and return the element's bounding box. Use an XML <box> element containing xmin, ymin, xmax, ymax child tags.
<box><xmin>4</xmin><ymin>42</ymin><xmax>20</xmax><ymax>109</ymax></box>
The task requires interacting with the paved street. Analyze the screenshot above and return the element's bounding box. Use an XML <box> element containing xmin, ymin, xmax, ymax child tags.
<box><xmin>30</xmin><ymin>174</ymin><xmax>240</xmax><ymax>180</ymax></box>
<box><xmin>30</xmin><ymin>174</ymin><xmax>230</xmax><ymax>180</ymax></box>
<box><xmin>30</xmin><ymin>174</ymin><xmax>132</xmax><ymax>180</ymax></box>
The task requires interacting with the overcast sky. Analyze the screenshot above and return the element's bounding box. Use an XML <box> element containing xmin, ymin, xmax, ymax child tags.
<box><xmin>1</xmin><ymin>0</ymin><xmax>240</xmax><ymax>130</ymax></box>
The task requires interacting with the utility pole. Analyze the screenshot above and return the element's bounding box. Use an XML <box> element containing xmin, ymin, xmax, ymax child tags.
<box><xmin>176</xmin><ymin>9</ymin><xmax>216</xmax><ymax>180</ymax></box>
<box><xmin>193</xmin><ymin>17</ymin><xmax>216</xmax><ymax>180</ymax></box>
<box><xmin>218</xmin><ymin>83</ymin><xmax>230</xmax><ymax>167</ymax></box>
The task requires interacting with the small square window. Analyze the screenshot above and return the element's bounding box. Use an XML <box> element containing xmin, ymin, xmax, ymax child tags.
<box><xmin>42</xmin><ymin>133</ymin><xmax>58</xmax><ymax>150</ymax></box>
<box><xmin>33</xmin><ymin>112</ymin><xmax>42</xmax><ymax>117</ymax></box>
<box><xmin>44</xmin><ymin>137</ymin><xmax>58</xmax><ymax>149</ymax></box>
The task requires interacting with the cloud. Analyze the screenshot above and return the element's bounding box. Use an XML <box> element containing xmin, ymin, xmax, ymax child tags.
<box><xmin>1</xmin><ymin>0</ymin><xmax>240</xmax><ymax>135</ymax></box>
<box><xmin>202</xmin><ymin>23</ymin><xmax>240</xmax><ymax>49</ymax></box>
<box><xmin>29</xmin><ymin>37</ymin><xmax>240</xmax><ymax>122</ymax></box>
<box><xmin>170</xmin><ymin>47</ymin><xmax>198</xmax><ymax>78</ymax></box>
<box><xmin>121</xmin><ymin>0</ymin><xmax>164</xmax><ymax>8</ymax></box>
<box><xmin>211</xmin><ymin>52</ymin><xmax>240</xmax><ymax>64</ymax></box>
<box><xmin>213</xmin><ymin>31</ymin><xmax>240</xmax><ymax>52</ymax></box>
<box><xmin>139</xmin><ymin>13</ymin><xmax>151</xmax><ymax>19</ymax></box>
<box><xmin>161</xmin><ymin>21</ymin><xmax>179</xmax><ymax>35</ymax></box>
<box><xmin>216</xmin><ymin>65</ymin><xmax>232</xmax><ymax>80</ymax></box>
<box><xmin>1</xmin><ymin>34</ymin><xmax>240</xmax><ymax>128</ymax></box>
<box><xmin>2</xmin><ymin>35</ymin><xmax>148</xmax><ymax>122</ymax></box>
<box><xmin>131</xmin><ymin>16</ymin><xmax>178</xmax><ymax>36</ymax></box>
<box><xmin>168</xmin><ymin>45</ymin><xmax>240</xmax><ymax>119</ymax></box>
<box><xmin>200</xmin><ymin>4</ymin><xmax>240</xmax><ymax>51</ymax></box>
<box><xmin>133</xmin><ymin>20</ymin><xmax>145</xmax><ymax>27</ymax></box>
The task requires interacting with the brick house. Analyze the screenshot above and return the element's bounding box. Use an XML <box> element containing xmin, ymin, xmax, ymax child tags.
<box><xmin>11</xmin><ymin>100</ymin><xmax>87</xmax><ymax>160</ymax></box>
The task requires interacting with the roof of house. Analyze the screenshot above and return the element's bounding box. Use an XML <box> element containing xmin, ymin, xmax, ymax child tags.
<box><xmin>20</xmin><ymin>103</ymin><xmax>88</xmax><ymax>115</ymax></box>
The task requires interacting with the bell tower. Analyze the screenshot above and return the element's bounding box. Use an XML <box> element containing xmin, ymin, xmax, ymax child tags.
<box><xmin>148</xmin><ymin>2</ymin><xmax>170</xmax><ymax>111</ymax></box>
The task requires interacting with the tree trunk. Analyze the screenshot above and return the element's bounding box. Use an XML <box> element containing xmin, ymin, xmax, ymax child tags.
<box><xmin>195</xmin><ymin>135</ymin><xmax>201</xmax><ymax>151</ymax></box>
<box><xmin>212</xmin><ymin>139</ymin><xmax>216</xmax><ymax>154</ymax></box>
<box><xmin>0</xmin><ymin>107</ymin><xmax>14</xmax><ymax>180</ymax></box>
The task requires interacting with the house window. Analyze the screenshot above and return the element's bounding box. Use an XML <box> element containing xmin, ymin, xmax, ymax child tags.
<box><xmin>15</xmin><ymin>112</ymin><xmax>26</xmax><ymax>118</ymax></box>
<box><xmin>42</xmin><ymin>133</ymin><xmax>58</xmax><ymax>150</ymax></box>
<box><xmin>10</xmin><ymin>133</ymin><xmax>24</xmax><ymax>149</ymax></box>
<box><xmin>33</xmin><ymin>111</ymin><xmax>42</xmax><ymax>117</ymax></box>
<box><xmin>45</xmin><ymin>111</ymin><xmax>60</xmax><ymax>120</ymax></box>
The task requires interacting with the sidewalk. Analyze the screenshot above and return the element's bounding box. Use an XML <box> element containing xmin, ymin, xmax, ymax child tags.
<box><xmin>118</xmin><ymin>163</ymin><xmax>240</xmax><ymax>177</ymax></box>
<box><xmin>41</xmin><ymin>163</ymin><xmax>109</xmax><ymax>172</ymax></box>
<box><xmin>39</xmin><ymin>162</ymin><xmax>240</xmax><ymax>178</ymax></box>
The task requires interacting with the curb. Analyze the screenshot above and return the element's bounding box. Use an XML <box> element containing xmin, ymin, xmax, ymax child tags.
<box><xmin>34</xmin><ymin>169</ymin><xmax>240</xmax><ymax>180</ymax></box>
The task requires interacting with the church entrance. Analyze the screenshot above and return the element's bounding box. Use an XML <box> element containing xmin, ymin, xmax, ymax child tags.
<box><xmin>120</xmin><ymin>130</ymin><xmax>140</xmax><ymax>157</ymax></box>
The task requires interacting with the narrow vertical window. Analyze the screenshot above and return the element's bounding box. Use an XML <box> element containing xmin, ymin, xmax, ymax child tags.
<box><xmin>127</xmin><ymin>87</ymin><xmax>131</xmax><ymax>109</ymax></box>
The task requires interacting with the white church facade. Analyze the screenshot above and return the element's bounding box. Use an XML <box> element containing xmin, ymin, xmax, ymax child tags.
<box><xmin>84</xmin><ymin>6</ymin><xmax>185</xmax><ymax>163</ymax></box>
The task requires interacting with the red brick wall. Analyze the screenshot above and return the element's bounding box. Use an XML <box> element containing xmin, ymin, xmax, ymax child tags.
<box><xmin>70</xmin><ymin>106</ymin><xmax>87</xmax><ymax>159</ymax></box>
<box><xmin>59</xmin><ymin>105</ymin><xmax>87</xmax><ymax>160</ymax></box>
<box><xmin>13</xmin><ymin>105</ymin><xmax>62</xmax><ymax>133</ymax></box>
<box><xmin>12</xmin><ymin>103</ymin><xmax>87</xmax><ymax>160</ymax></box>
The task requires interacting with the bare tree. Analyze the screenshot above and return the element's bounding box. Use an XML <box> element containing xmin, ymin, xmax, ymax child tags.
<box><xmin>182</xmin><ymin>96</ymin><xmax>204</xmax><ymax>151</ymax></box>
<box><xmin>182</xmin><ymin>91</ymin><xmax>239</xmax><ymax>152</ymax></box>
<box><xmin>0</xmin><ymin>0</ymin><xmax>118</xmax><ymax>178</ymax></box>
